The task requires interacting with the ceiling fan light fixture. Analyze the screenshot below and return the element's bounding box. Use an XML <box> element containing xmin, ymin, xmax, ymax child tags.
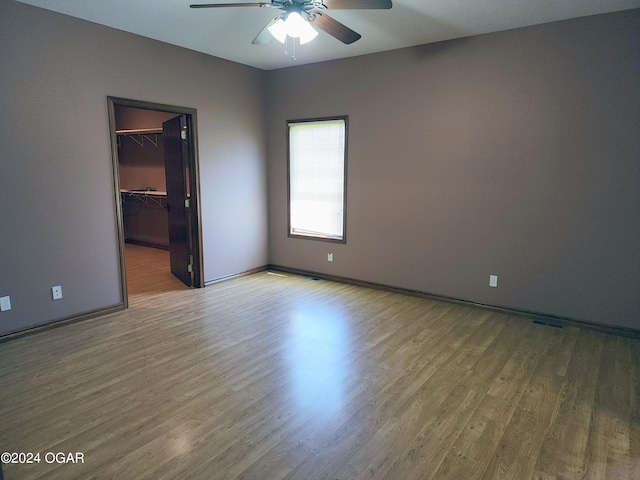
<box><xmin>267</xmin><ymin>18</ymin><xmax>287</xmax><ymax>43</ymax></box>
<box><xmin>285</xmin><ymin>11</ymin><xmax>316</xmax><ymax>40</ymax></box>
<box><xmin>268</xmin><ymin>11</ymin><xmax>318</xmax><ymax>44</ymax></box>
<box><xmin>298</xmin><ymin>21</ymin><xmax>318</xmax><ymax>45</ymax></box>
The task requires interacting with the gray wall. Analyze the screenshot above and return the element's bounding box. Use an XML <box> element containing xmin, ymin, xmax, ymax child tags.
<box><xmin>1</xmin><ymin>1</ymin><xmax>638</xmax><ymax>336</ymax></box>
<box><xmin>0</xmin><ymin>0</ymin><xmax>268</xmax><ymax>335</ymax></box>
<box><xmin>266</xmin><ymin>10</ymin><xmax>640</xmax><ymax>329</ymax></box>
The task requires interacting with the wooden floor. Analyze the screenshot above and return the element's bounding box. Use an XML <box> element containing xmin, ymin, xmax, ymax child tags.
<box><xmin>123</xmin><ymin>243</ymin><xmax>190</xmax><ymax>297</ymax></box>
<box><xmin>0</xmin><ymin>245</ymin><xmax>638</xmax><ymax>480</ymax></box>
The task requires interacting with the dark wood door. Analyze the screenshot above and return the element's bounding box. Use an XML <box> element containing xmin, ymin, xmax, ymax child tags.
<box><xmin>163</xmin><ymin>115</ymin><xmax>192</xmax><ymax>287</ymax></box>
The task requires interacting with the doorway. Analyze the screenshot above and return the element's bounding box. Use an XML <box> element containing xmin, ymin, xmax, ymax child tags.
<box><xmin>107</xmin><ymin>97</ymin><xmax>204</xmax><ymax>306</ymax></box>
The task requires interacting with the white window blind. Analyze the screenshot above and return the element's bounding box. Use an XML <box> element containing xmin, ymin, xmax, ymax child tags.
<box><xmin>289</xmin><ymin>118</ymin><xmax>346</xmax><ymax>241</ymax></box>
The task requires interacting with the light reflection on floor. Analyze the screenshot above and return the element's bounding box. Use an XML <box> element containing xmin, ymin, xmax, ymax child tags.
<box><xmin>285</xmin><ymin>303</ymin><xmax>351</xmax><ymax>418</ymax></box>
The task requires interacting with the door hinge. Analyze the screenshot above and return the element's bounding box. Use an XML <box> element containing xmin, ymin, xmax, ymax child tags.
<box><xmin>187</xmin><ymin>264</ymin><xmax>193</xmax><ymax>273</ymax></box>
<box><xmin>184</xmin><ymin>198</ymin><xmax>190</xmax><ymax>208</ymax></box>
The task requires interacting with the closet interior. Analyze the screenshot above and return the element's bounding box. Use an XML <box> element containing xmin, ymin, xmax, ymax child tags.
<box><xmin>115</xmin><ymin>105</ymin><xmax>177</xmax><ymax>250</ymax></box>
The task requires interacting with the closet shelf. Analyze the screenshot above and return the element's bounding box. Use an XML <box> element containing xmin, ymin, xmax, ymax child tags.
<box><xmin>116</xmin><ymin>128</ymin><xmax>162</xmax><ymax>147</ymax></box>
<box><xmin>121</xmin><ymin>189</ymin><xmax>167</xmax><ymax>207</ymax></box>
<box><xmin>116</xmin><ymin>128</ymin><xmax>163</xmax><ymax>135</ymax></box>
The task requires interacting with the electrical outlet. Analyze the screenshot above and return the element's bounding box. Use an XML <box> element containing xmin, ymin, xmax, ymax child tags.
<box><xmin>328</xmin><ymin>253</ymin><xmax>333</xmax><ymax>262</ymax></box>
<box><xmin>489</xmin><ymin>275</ymin><xmax>498</xmax><ymax>288</ymax></box>
<box><xmin>0</xmin><ymin>296</ymin><xmax>11</xmax><ymax>312</ymax></box>
<box><xmin>52</xmin><ymin>285</ymin><xmax>63</xmax><ymax>300</ymax></box>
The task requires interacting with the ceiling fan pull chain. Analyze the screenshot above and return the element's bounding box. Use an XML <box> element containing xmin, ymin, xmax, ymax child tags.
<box><xmin>283</xmin><ymin>35</ymin><xmax>297</xmax><ymax>61</ymax></box>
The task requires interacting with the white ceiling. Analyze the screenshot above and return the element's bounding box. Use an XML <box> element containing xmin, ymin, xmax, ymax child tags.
<box><xmin>16</xmin><ymin>0</ymin><xmax>640</xmax><ymax>70</ymax></box>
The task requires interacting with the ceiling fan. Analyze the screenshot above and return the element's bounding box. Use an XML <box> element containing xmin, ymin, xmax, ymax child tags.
<box><xmin>190</xmin><ymin>0</ymin><xmax>393</xmax><ymax>45</ymax></box>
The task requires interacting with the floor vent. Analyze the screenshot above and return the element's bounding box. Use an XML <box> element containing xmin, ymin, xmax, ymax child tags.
<box><xmin>533</xmin><ymin>319</ymin><xmax>563</xmax><ymax>329</ymax></box>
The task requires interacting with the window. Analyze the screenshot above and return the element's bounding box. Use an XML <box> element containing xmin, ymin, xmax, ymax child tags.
<box><xmin>288</xmin><ymin>117</ymin><xmax>348</xmax><ymax>242</ymax></box>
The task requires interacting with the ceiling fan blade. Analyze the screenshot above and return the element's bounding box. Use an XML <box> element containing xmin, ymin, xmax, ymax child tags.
<box><xmin>252</xmin><ymin>15</ymin><xmax>283</xmax><ymax>44</ymax></box>
<box><xmin>322</xmin><ymin>0</ymin><xmax>392</xmax><ymax>9</ymax></box>
<box><xmin>190</xmin><ymin>3</ymin><xmax>271</xmax><ymax>8</ymax></box>
<box><xmin>311</xmin><ymin>12</ymin><xmax>361</xmax><ymax>44</ymax></box>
